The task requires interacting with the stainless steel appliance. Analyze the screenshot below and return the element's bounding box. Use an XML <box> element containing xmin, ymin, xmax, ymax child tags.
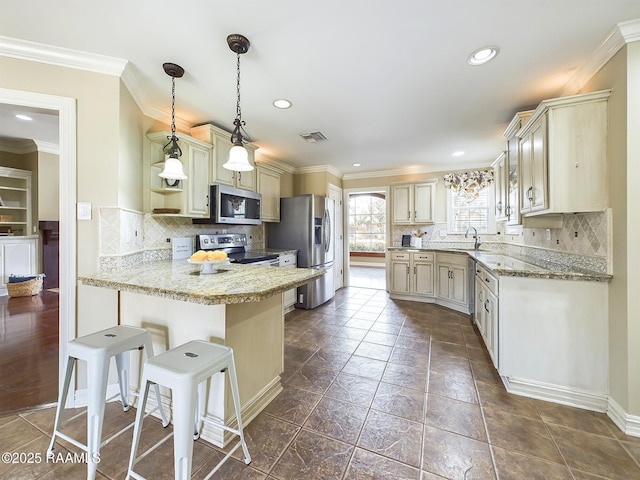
<box><xmin>267</xmin><ymin>194</ymin><xmax>334</xmax><ymax>309</ymax></box>
<box><xmin>195</xmin><ymin>233</ymin><xmax>278</xmax><ymax>265</ymax></box>
<box><xmin>193</xmin><ymin>184</ymin><xmax>261</xmax><ymax>225</ymax></box>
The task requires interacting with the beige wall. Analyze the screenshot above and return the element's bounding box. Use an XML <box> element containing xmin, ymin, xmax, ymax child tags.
<box><xmin>38</xmin><ymin>151</ymin><xmax>59</xmax><ymax>221</ymax></box>
<box><xmin>293</xmin><ymin>170</ymin><xmax>343</xmax><ymax>196</ymax></box>
<box><xmin>0</xmin><ymin>56</ymin><xmax>144</xmax><ymax>335</ymax></box>
<box><xmin>583</xmin><ymin>42</ymin><xmax>640</xmax><ymax>416</ymax></box>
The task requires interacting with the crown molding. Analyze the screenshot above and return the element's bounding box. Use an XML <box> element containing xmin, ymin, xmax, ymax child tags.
<box><xmin>255</xmin><ymin>155</ymin><xmax>296</xmax><ymax>174</ymax></box>
<box><xmin>34</xmin><ymin>140</ymin><xmax>59</xmax><ymax>155</ymax></box>
<box><xmin>295</xmin><ymin>164</ymin><xmax>343</xmax><ymax>178</ymax></box>
<box><xmin>341</xmin><ymin>160</ymin><xmax>491</xmax><ymax>180</ymax></box>
<box><xmin>562</xmin><ymin>18</ymin><xmax>640</xmax><ymax>95</ymax></box>
<box><xmin>0</xmin><ymin>36</ymin><xmax>127</xmax><ymax>76</ymax></box>
<box><xmin>0</xmin><ymin>138</ymin><xmax>36</xmax><ymax>154</ymax></box>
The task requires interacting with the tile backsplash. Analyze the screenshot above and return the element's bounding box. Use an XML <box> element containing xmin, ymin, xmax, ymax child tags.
<box><xmin>98</xmin><ymin>208</ymin><xmax>264</xmax><ymax>272</ymax></box>
<box><xmin>100</xmin><ymin>207</ymin><xmax>611</xmax><ymax>274</ymax></box>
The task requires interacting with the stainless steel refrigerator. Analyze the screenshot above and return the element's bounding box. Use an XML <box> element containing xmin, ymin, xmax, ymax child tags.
<box><xmin>267</xmin><ymin>194</ymin><xmax>335</xmax><ymax>309</ymax></box>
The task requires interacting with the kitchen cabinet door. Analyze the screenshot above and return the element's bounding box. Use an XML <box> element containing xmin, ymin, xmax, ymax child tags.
<box><xmin>492</xmin><ymin>152</ymin><xmax>507</xmax><ymax>222</ymax></box>
<box><xmin>436</xmin><ymin>263</ymin><xmax>452</xmax><ymax>299</ymax></box>
<box><xmin>450</xmin><ymin>263</ymin><xmax>467</xmax><ymax>305</ymax></box>
<box><xmin>257</xmin><ymin>165</ymin><xmax>281</xmax><ymax>222</ymax></box>
<box><xmin>414</xmin><ymin>261</ymin><xmax>434</xmax><ymax>296</ymax></box>
<box><xmin>186</xmin><ymin>143</ymin><xmax>210</xmax><ymax>217</ymax></box>
<box><xmin>392</xmin><ymin>185</ymin><xmax>412</xmax><ymax>224</ymax></box>
<box><xmin>389</xmin><ymin>258</ymin><xmax>410</xmax><ymax>294</ymax></box>
<box><xmin>414</xmin><ymin>183</ymin><xmax>435</xmax><ymax>224</ymax></box>
<box><xmin>1</xmin><ymin>238</ymin><xmax>37</xmax><ymax>294</ymax></box>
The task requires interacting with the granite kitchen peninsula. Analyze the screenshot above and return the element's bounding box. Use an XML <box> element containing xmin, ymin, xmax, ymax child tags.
<box><xmin>79</xmin><ymin>260</ymin><xmax>323</xmax><ymax>447</ymax></box>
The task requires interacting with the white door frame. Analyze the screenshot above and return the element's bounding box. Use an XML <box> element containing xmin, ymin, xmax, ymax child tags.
<box><xmin>0</xmin><ymin>88</ymin><xmax>77</xmax><ymax>408</ymax></box>
<box><xmin>327</xmin><ymin>184</ymin><xmax>343</xmax><ymax>290</ymax></box>
<box><xmin>343</xmin><ymin>186</ymin><xmax>390</xmax><ymax>287</ymax></box>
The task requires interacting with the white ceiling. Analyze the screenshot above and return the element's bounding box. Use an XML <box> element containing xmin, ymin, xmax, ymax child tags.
<box><xmin>1</xmin><ymin>1</ymin><xmax>640</xmax><ymax>175</ymax></box>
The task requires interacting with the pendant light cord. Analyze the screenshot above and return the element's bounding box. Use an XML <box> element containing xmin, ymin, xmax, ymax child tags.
<box><xmin>236</xmin><ymin>53</ymin><xmax>242</xmax><ymax>122</ymax></box>
<box><xmin>171</xmin><ymin>76</ymin><xmax>177</xmax><ymax>136</ymax></box>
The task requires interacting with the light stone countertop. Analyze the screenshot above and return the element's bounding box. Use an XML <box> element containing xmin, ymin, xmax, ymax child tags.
<box><xmin>387</xmin><ymin>247</ymin><xmax>612</xmax><ymax>283</ymax></box>
<box><xmin>79</xmin><ymin>260</ymin><xmax>324</xmax><ymax>305</ymax></box>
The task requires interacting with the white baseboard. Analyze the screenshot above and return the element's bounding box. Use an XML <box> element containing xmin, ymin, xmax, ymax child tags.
<box><xmin>350</xmin><ymin>262</ymin><xmax>386</xmax><ymax>267</ymax></box>
<box><xmin>608</xmin><ymin>397</ymin><xmax>640</xmax><ymax>437</ymax></box>
<box><xmin>503</xmin><ymin>376</ymin><xmax>609</xmax><ymax>413</ymax></box>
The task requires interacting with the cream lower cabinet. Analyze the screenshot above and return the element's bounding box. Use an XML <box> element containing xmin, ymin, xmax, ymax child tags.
<box><xmin>388</xmin><ymin>250</ymin><xmax>470</xmax><ymax>313</ymax></box>
<box><xmin>279</xmin><ymin>253</ymin><xmax>297</xmax><ymax>312</ymax></box>
<box><xmin>0</xmin><ymin>237</ymin><xmax>37</xmax><ymax>296</ymax></box>
<box><xmin>436</xmin><ymin>253</ymin><xmax>469</xmax><ymax>313</ymax></box>
<box><xmin>474</xmin><ymin>263</ymin><xmax>499</xmax><ymax>368</ymax></box>
<box><xmin>388</xmin><ymin>251</ymin><xmax>434</xmax><ymax>296</ymax></box>
<box><xmin>389</xmin><ymin>252</ymin><xmax>433</xmax><ymax>295</ymax></box>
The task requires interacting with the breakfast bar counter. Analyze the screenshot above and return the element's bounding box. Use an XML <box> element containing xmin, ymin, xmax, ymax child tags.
<box><xmin>80</xmin><ymin>259</ymin><xmax>324</xmax><ymax>305</ymax></box>
<box><xmin>79</xmin><ymin>261</ymin><xmax>323</xmax><ymax>447</ymax></box>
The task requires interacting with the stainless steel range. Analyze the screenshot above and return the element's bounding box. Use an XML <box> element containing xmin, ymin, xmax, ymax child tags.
<box><xmin>195</xmin><ymin>233</ymin><xmax>279</xmax><ymax>266</ymax></box>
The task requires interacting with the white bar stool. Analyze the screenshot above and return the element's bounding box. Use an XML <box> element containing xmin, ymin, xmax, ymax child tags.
<box><xmin>48</xmin><ymin>325</ymin><xmax>169</xmax><ymax>480</ymax></box>
<box><xmin>127</xmin><ymin>340</ymin><xmax>251</xmax><ymax>480</ymax></box>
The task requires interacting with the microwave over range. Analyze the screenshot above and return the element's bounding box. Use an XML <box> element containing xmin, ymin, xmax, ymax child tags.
<box><xmin>192</xmin><ymin>184</ymin><xmax>262</xmax><ymax>225</ymax></box>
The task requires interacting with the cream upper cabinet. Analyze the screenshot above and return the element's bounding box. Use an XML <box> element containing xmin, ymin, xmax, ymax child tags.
<box><xmin>492</xmin><ymin>152</ymin><xmax>507</xmax><ymax>222</ymax></box>
<box><xmin>392</xmin><ymin>181</ymin><xmax>436</xmax><ymax>224</ymax></box>
<box><xmin>145</xmin><ymin>131</ymin><xmax>211</xmax><ymax>217</ymax></box>
<box><xmin>518</xmin><ymin>90</ymin><xmax>610</xmax><ymax>217</ymax></box>
<box><xmin>256</xmin><ymin>164</ymin><xmax>281</xmax><ymax>222</ymax></box>
<box><xmin>190</xmin><ymin>124</ymin><xmax>256</xmax><ymax>192</ymax></box>
<box><xmin>502</xmin><ymin>110</ymin><xmax>533</xmax><ymax>225</ymax></box>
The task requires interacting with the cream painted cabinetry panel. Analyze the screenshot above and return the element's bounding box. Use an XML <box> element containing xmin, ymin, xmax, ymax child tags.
<box><xmin>279</xmin><ymin>253</ymin><xmax>297</xmax><ymax>312</ymax></box>
<box><xmin>0</xmin><ymin>237</ymin><xmax>37</xmax><ymax>296</ymax></box>
<box><xmin>388</xmin><ymin>251</ymin><xmax>434</xmax><ymax>296</ymax></box>
<box><xmin>492</xmin><ymin>152</ymin><xmax>507</xmax><ymax>222</ymax></box>
<box><xmin>436</xmin><ymin>253</ymin><xmax>468</xmax><ymax>312</ymax></box>
<box><xmin>190</xmin><ymin>124</ymin><xmax>256</xmax><ymax>192</ymax></box>
<box><xmin>474</xmin><ymin>263</ymin><xmax>499</xmax><ymax>368</ymax></box>
<box><xmin>257</xmin><ymin>165</ymin><xmax>281</xmax><ymax>222</ymax></box>
<box><xmin>145</xmin><ymin>131</ymin><xmax>211</xmax><ymax>217</ymax></box>
<box><xmin>502</xmin><ymin>111</ymin><xmax>533</xmax><ymax>226</ymax></box>
<box><xmin>392</xmin><ymin>181</ymin><xmax>436</xmax><ymax>224</ymax></box>
<box><xmin>0</xmin><ymin>167</ymin><xmax>32</xmax><ymax>236</ymax></box>
<box><xmin>519</xmin><ymin>90</ymin><xmax>610</xmax><ymax>217</ymax></box>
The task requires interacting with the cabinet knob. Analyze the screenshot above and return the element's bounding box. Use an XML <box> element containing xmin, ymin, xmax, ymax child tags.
<box><xmin>496</xmin><ymin>201</ymin><xmax>502</xmax><ymax>213</ymax></box>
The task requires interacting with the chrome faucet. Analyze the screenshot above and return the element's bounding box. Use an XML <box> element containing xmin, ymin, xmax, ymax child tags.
<box><xmin>465</xmin><ymin>226</ymin><xmax>481</xmax><ymax>250</ymax></box>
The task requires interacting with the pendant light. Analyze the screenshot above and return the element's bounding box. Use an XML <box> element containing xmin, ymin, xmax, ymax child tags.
<box><xmin>159</xmin><ymin>62</ymin><xmax>187</xmax><ymax>181</ymax></box>
<box><xmin>223</xmin><ymin>34</ymin><xmax>254</xmax><ymax>172</ymax></box>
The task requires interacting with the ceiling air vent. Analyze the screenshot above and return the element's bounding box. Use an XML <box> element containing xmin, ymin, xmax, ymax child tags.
<box><xmin>300</xmin><ymin>131</ymin><xmax>327</xmax><ymax>143</ymax></box>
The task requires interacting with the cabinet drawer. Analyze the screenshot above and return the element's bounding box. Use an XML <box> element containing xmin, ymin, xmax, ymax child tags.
<box><xmin>279</xmin><ymin>253</ymin><xmax>297</xmax><ymax>267</ymax></box>
<box><xmin>476</xmin><ymin>265</ymin><xmax>498</xmax><ymax>295</ymax></box>
<box><xmin>412</xmin><ymin>252</ymin><xmax>434</xmax><ymax>262</ymax></box>
<box><xmin>391</xmin><ymin>252</ymin><xmax>410</xmax><ymax>261</ymax></box>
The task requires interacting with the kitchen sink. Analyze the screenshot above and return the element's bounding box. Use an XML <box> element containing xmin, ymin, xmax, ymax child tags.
<box><xmin>473</xmin><ymin>253</ymin><xmax>548</xmax><ymax>271</ymax></box>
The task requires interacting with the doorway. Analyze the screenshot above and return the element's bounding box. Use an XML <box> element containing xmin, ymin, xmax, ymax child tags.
<box><xmin>345</xmin><ymin>188</ymin><xmax>388</xmax><ymax>290</ymax></box>
<box><xmin>0</xmin><ymin>88</ymin><xmax>77</xmax><ymax>412</ymax></box>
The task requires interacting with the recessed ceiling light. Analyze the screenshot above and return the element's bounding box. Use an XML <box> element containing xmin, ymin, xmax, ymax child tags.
<box><xmin>352</xmin><ymin>163</ymin><xmax>361</xmax><ymax>167</ymax></box>
<box><xmin>467</xmin><ymin>46</ymin><xmax>499</xmax><ymax>66</ymax></box>
<box><xmin>15</xmin><ymin>114</ymin><xmax>33</xmax><ymax>121</ymax></box>
<box><xmin>273</xmin><ymin>99</ymin><xmax>292</xmax><ymax>109</ymax></box>
<box><xmin>452</xmin><ymin>151</ymin><xmax>465</xmax><ymax>157</ymax></box>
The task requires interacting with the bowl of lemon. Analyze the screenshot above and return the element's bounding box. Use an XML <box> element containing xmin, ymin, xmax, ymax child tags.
<box><xmin>188</xmin><ymin>250</ymin><xmax>230</xmax><ymax>274</ymax></box>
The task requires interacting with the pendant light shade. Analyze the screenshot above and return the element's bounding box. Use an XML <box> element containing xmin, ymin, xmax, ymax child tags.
<box><xmin>223</xmin><ymin>34</ymin><xmax>254</xmax><ymax>173</ymax></box>
<box><xmin>224</xmin><ymin>144</ymin><xmax>252</xmax><ymax>171</ymax></box>
<box><xmin>159</xmin><ymin>155</ymin><xmax>188</xmax><ymax>180</ymax></box>
<box><xmin>159</xmin><ymin>62</ymin><xmax>187</xmax><ymax>181</ymax></box>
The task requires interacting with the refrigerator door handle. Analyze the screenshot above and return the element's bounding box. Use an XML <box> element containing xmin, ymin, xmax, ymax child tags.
<box><xmin>324</xmin><ymin>208</ymin><xmax>331</xmax><ymax>253</ymax></box>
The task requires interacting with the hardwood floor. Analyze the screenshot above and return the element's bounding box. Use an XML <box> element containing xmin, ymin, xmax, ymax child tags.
<box><xmin>0</xmin><ymin>290</ymin><xmax>59</xmax><ymax>416</ymax></box>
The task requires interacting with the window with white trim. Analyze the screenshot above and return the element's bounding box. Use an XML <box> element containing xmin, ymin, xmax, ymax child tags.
<box><xmin>447</xmin><ymin>184</ymin><xmax>496</xmax><ymax>234</ymax></box>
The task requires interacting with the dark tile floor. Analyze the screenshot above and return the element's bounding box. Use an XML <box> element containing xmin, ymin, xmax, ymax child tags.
<box><xmin>2</xmin><ymin>286</ymin><xmax>640</xmax><ymax>479</ymax></box>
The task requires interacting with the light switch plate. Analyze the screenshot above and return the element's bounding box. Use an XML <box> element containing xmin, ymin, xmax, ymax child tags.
<box><xmin>77</xmin><ymin>202</ymin><xmax>92</xmax><ymax>220</ymax></box>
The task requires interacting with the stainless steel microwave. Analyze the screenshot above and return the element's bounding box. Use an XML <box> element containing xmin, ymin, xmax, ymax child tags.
<box><xmin>192</xmin><ymin>184</ymin><xmax>262</xmax><ymax>225</ymax></box>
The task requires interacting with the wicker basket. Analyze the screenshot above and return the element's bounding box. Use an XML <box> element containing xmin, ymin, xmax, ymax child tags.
<box><xmin>7</xmin><ymin>276</ymin><xmax>43</xmax><ymax>297</ymax></box>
